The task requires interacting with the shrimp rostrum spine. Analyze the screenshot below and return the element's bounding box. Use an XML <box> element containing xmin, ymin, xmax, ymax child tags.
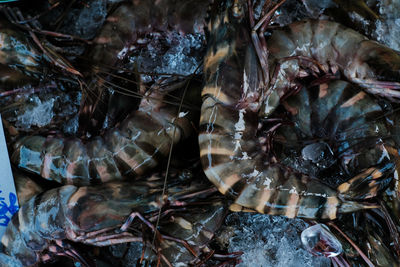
<box><xmin>199</xmin><ymin>0</ymin><xmax>394</xmax><ymax>220</ymax></box>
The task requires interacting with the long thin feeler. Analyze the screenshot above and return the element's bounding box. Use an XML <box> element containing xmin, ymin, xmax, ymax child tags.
<box><xmin>328</xmin><ymin>222</ymin><xmax>375</xmax><ymax>267</ymax></box>
<box><xmin>151</xmin><ymin>63</ymin><xmax>201</xmax><ymax>248</ymax></box>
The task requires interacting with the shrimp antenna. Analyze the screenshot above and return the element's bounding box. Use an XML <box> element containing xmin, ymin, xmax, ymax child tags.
<box><xmin>151</xmin><ymin>62</ymin><xmax>202</xmax><ymax>248</ymax></box>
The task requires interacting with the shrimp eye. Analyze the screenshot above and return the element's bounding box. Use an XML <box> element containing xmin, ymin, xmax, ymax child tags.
<box><xmin>232</xmin><ymin>0</ymin><xmax>245</xmax><ymax>18</ymax></box>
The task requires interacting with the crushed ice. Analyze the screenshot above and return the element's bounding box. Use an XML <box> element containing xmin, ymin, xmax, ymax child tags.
<box><xmin>301</xmin><ymin>224</ymin><xmax>343</xmax><ymax>258</ymax></box>
<box><xmin>130</xmin><ymin>32</ymin><xmax>204</xmax><ymax>76</ymax></box>
<box><xmin>15</xmin><ymin>96</ymin><xmax>55</xmax><ymax>128</ymax></box>
<box><xmin>376</xmin><ymin>0</ymin><xmax>400</xmax><ymax>51</ymax></box>
<box><xmin>224</xmin><ymin>213</ymin><xmax>331</xmax><ymax>266</ymax></box>
<box><xmin>13</xmin><ymin>91</ymin><xmax>80</xmax><ymax>132</ymax></box>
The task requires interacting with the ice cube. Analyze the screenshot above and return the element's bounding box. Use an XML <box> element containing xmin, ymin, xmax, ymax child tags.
<box><xmin>301</xmin><ymin>224</ymin><xmax>342</xmax><ymax>258</ymax></box>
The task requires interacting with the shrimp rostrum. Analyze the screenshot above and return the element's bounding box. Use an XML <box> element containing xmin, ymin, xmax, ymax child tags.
<box><xmin>199</xmin><ymin>0</ymin><xmax>395</xmax><ymax>220</ymax></box>
<box><xmin>0</xmin><ymin>176</ymin><xmax>216</xmax><ymax>266</ymax></box>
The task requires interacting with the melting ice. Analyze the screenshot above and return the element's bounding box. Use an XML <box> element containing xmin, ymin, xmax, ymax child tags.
<box><xmin>224</xmin><ymin>213</ymin><xmax>331</xmax><ymax>267</ymax></box>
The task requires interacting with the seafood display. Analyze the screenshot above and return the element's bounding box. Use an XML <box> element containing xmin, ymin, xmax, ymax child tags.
<box><xmin>0</xmin><ymin>174</ymin><xmax>218</xmax><ymax>266</ymax></box>
<box><xmin>199</xmin><ymin>0</ymin><xmax>396</xmax><ymax>219</ymax></box>
<box><xmin>262</xmin><ymin>18</ymin><xmax>400</xmax><ymax>116</ymax></box>
<box><xmin>1</xmin><ymin>0</ymin><xmax>400</xmax><ymax>266</ymax></box>
<box><xmin>9</xmin><ymin>0</ymin><xmax>207</xmax><ymax>186</ymax></box>
<box><xmin>89</xmin><ymin>0</ymin><xmax>209</xmax><ymax>68</ymax></box>
<box><xmin>11</xmin><ymin>79</ymin><xmax>196</xmax><ymax>185</ymax></box>
<box><xmin>79</xmin><ymin>0</ymin><xmax>209</xmax><ymax>134</ymax></box>
<box><xmin>105</xmin><ymin>200</ymin><xmax>230</xmax><ymax>266</ymax></box>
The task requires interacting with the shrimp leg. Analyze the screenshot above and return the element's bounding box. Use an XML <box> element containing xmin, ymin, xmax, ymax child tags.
<box><xmin>200</xmin><ymin>0</ymin><xmax>392</xmax><ymax>220</ymax></box>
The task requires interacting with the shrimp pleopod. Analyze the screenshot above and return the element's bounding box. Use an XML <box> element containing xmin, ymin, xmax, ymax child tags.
<box><xmin>11</xmin><ymin>81</ymin><xmax>195</xmax><ymax>185</ymax></box>
<box><xmin>273</xmin><ymin>80</ymin><xmax>396</xmax><ymax>189</ymax></box>
<box><xmin>0</xmin><ymin>175</ymin><xmax>220</xmax><ymax>266</ymax></box>
<box><xmin>262</xmin><ymin>19</ymin><xmax>400</xmax><ymax>116</ymax></box>
<box><xmin>199</xmin><ymin>0</ymin><xmax>395</xmax><ymax>220</ymax></box>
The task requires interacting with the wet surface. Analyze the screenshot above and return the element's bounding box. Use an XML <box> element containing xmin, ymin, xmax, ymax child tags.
<box><xmin>220</xmin><ymin>213</ymin><xmax>331</xmax><ymax>267</ymax></box>
<box><xmin>0</xmin><ymin>0</ymin><xmax>399</xmax><ymax>266</ymax></box>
